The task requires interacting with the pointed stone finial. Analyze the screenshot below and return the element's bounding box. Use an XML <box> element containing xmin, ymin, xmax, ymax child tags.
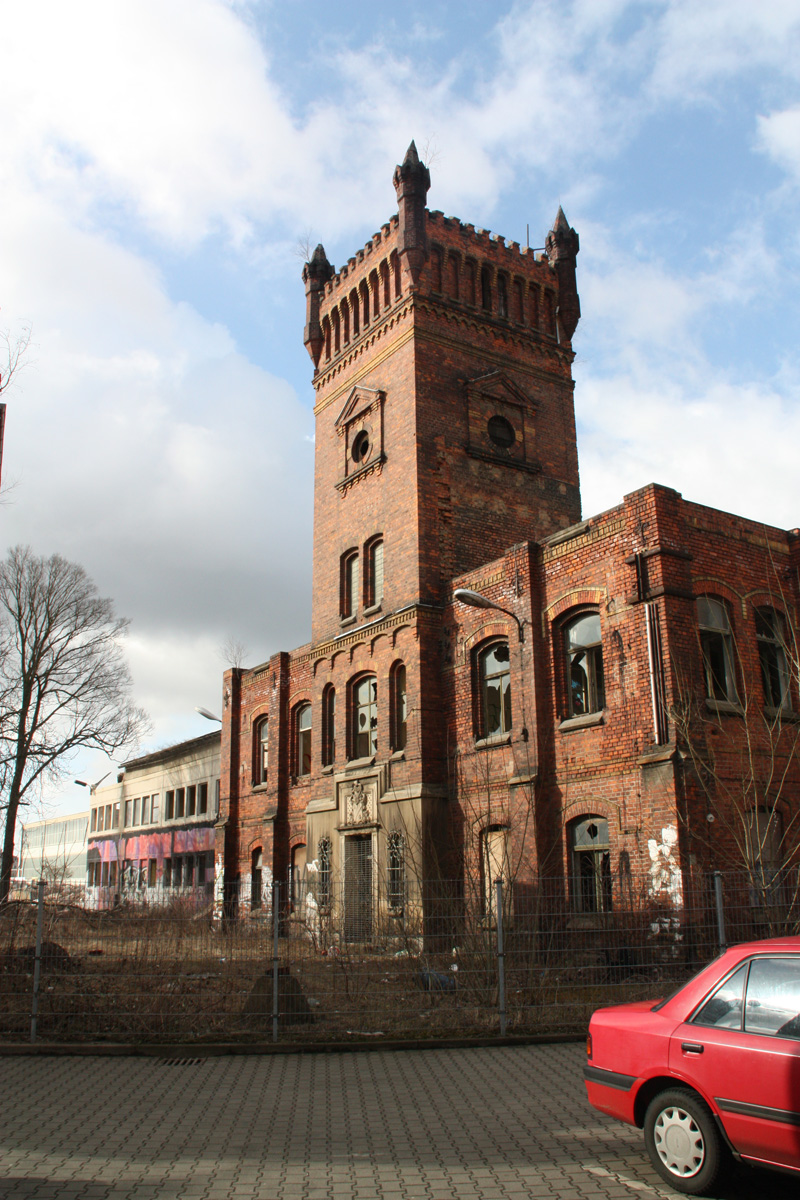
<box><xmin>545</xmin><ymin>208</ymin><xmax>580</xmax><ymax>343</ymax></box>
<box><xmin>393</xmin><ymin>142</ymin><xmax>431</xmax><ymax>289</ymax></box>
<box><xmin>302</xmin><ymin>244</ymin><xmax>334</xmax><ymax>369</ymax></box>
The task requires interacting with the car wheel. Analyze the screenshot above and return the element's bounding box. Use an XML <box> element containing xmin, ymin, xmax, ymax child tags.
<box><xmin>644</xmin><ymin>1088</ymin><xmax>726</xmax><ymax>1195</ymax></box>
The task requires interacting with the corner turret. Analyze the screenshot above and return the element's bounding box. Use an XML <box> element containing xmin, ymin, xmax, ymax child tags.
<box><xmin>302</xmin><ymin>244</ymin><xmax>334</xmax><ymax>367</ymax></box>
<box><xmin>545</xmin><ymin>207</ymin><xmax>580</xmax><ymax>342</ymax></box>
<box><xmin>392</xmin><ymin>141</ymin><xmax>431</xmax><ymax>290</ymax></box>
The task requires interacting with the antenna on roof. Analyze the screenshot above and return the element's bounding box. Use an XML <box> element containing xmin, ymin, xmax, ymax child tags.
<box><xmin>526</xmin><ymin>223</ymin><xmax>529</xmax><ymax>249</ymax></box>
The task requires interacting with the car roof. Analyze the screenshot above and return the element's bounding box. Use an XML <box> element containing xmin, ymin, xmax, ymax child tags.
<box><xmin>727</xmin><ymin>936</ymin><xmax>800</xmax><ymax>954</ymax></box>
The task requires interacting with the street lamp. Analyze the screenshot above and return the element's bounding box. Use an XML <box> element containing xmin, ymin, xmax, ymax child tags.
<box><xmin>453</xmin><ymin>588</ymin><xmax>526</xmax><ymax>642</ymax></box>
<box><xmin>195</xmin><ymin>706</ymin><xmax>222</xmax><ymax>723</ymax></box>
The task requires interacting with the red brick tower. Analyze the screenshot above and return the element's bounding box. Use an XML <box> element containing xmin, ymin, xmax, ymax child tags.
<box><xmin>307</xmin><ymin>141</ymin><xmax>582</xmax><ymax>647</ymax></box>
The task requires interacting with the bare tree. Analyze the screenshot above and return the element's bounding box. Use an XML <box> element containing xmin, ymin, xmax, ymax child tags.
<box><xmin>0</xmin><ymin>547</ymin><xmax>149</xmax><ymax>903</ymax></box>
<box><xmin>0</xmin><ymin>324</ymin><xmax>30</xmax><ymax>397</ymax></box>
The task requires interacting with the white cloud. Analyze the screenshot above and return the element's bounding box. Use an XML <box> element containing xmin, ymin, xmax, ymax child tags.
<box><xmin>758</xmin><ymin>106</ymin><xmax>800</xmax><ymax>183</ymax></box>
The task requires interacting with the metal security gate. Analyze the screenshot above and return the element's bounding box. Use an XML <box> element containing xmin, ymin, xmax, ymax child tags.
<box><xmin>344</xmin><ymin>835</ymin><xmax>373</xmax><ymax>942</ymax></box>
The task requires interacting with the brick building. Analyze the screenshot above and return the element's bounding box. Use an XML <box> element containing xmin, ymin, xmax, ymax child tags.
<box><xmin>218</xmin><ymin>144</ymin><xmax>800</xmax><ymax>932</ymax></box>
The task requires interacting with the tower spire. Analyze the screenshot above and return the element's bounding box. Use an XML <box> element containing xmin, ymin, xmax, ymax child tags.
<box><xmin>302</xmin><ymin>243</ymin><xmax>334</xmax><ymax>368</ymax></box>
<box><xmin>393</xmin><ymin>142</ymin><xmax>431</xmax><ymax>290</ymax></box>
<box><xmin>545</xmin><ymin>207</ymin><xmax>580</xmax><ymax>342</ymax></box>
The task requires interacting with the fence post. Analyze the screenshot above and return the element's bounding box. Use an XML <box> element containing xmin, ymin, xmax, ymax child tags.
<box><xmin>712</xmin><ymin>871</ymin><xmax>726</xmax><ymax>952</ymax></box>
<box><xmin>30</xmin><ymin>879</ymin><xmax>45</xmax><ymax>1044</ymax></box>
<box><xmin>272</xmin><ymin>880</ymin><xmax>281</xmax><ymax>1044</ymax></box>
<box><xmin>495</xmin><ymin>877</ymin><xmax>507</xmax><ymax>1037</ymax></box>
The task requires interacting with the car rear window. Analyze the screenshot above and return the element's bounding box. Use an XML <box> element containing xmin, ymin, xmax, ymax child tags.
<box><xmin>744</xmin><ymin>957</ymin><xmax>800</xmax><ymax>1038</ymax></box>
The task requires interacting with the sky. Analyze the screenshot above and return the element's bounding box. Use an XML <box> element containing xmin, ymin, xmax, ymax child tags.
<box><xmin>2</xmin><ymin>0</ymin><xmax>800</xmax><ymax>817</ymax></box>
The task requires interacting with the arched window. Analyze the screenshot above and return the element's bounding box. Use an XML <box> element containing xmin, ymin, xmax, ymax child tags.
<box><xmin>697</xmin><ymin>597</ymin><xmax>736</xmax><ymax>703</ymax></box>
<box><xmin>447</xmin><ymin>254</ymin><xmax>459</xmax><ymax>300</ymax></box>
<box><xmin>317</xmin><ymin>836</ymin><xmax>332</xmax><ymax>909</ymax></box>
<box><xmin>322</xmin><ymin>685</ymin><xmax>336</xmax><ymax>767</ymax></box>
<box><xmin>497</xmin><ymin>273</ymin><xmax>508</xmax><ymax>318</ymax></box>
<box><xmin>295</xmin><ymin>703</ymin><xmax>312</xmax><ymax>776</ymax></box>
<box><xmin>352</xmin><ymin>674</ymin><xmax>378</xmax><ymax>758</ymax></box>
<box><xmin>349</xmin><ymin>288</ymin><xmax>360</xmax><ymax>335</ymax></box>
<box><xmin>481</xmin><ymin>264</ymin><xmax>492</xmax><ymax>311</ymax></box>
<box><xmin>391</xmin><ymin>662</ymin><xmax>407</xmax><ymax>751</ymax></box>
<box><xmin>756</xmin><ymin>607</ymin><xmax>790</xmax><ymax>711</ymax></box>
<box><xmin>365</xmin><ymin>537</ymin><xmax>384</xmax><ymax>608</ymax></box>
<box><xmin>251</xmin><ymin>847</ymin><xmax>263</xmax><ymax>910</ymax></box>
<box><xmin>387</xmin><ymin>830</ymin><xmax>405</xmax><ymax>913</ymax></box>
<box><xmin>569</xmin><ymin>817</ymin><xmax>611</xmax><ymax>913</ymax></box>
<box><xmin>255</xmin><ymin>716</ymin><xmax>269</xmax><ymax>784</ymax></box>
<box><xmin>465</xmin><ymin>260</ymin><xmax>477</xmax><ymax>305</ymax></box>
<box><xmin>431</xmin><ymin>247</ymin><xmax>443</xmax><ymax>292</ymax></box>
<box><xmin>341</xmin><ymin>549</ymin><xmax>359</xmax><ymax>620</ymax></box>
<box><xmin>290</xmin><ymin>843</ymin><xmax>307</xmax><ymax>908</ymax></box>
<box><xmin>478</xmin><ymin>642</ymin><xmax>512</xmax><ymax>737</ymax></box>
<box><xmin>564</xmin><ymin>613</ymin><xmax>605</xmax><ymax>717</ymax></box>
<box><xmin>481</xmin><ymin>825</ymin><xmax>508</xmax><ymax>916</ymax></box>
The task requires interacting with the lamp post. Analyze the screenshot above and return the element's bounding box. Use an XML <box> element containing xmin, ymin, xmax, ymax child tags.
<box><xmin>195</xmin><ymin>706</ymin><xmax>222</xmax><ymax>723</ymax></box>
<box><xmin>453</xmin><ymin>588</ymin><xmax>526</xmax><ymax>642</ymax></box>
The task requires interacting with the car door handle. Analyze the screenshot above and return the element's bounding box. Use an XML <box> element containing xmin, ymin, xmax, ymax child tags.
<box><xmin>681</xmin><ymin>1042</ymin><xmax>704</xmax><ymax>1054</ymax></box>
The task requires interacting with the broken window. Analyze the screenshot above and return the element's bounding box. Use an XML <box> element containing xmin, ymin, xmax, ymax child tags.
<box><xmin>198</xmin><ymin>782</ymin><xmax>208</xmax><ymax>814</ymax></box>
<box><xmin>251</xmin><ymin>847</ymin><xmax>262</xmax><ymax>910</ymax></box>
<box><xmin>387</xmin><ymin>831</ymin><xmax>405</xmax><ymax>913</ymax></box>
<box><xmin>570</xmin><ymin>817</ymin><xmax>612</xmax><ymax>914</ymax></box>
<box><xmin>341</xmin><ymin>549</ymin><xmax>359</xmax><ymax>619</ymax></box>
<box><xmin>564</xmin><ymin>613</ymin><xmax>605</xmax><ymax>717</ymax></box>
<box><xmin>295</xmin><ymin>704</ymin><xmax>312</xmax><ymax>776</ymax></box>
<box><xmin>478</xmin><ymin>642</ymin><xmax>512</xmax><ymax>736</ymax></box>
<box><xmin>481</xmin><ymin>825</ymin><xmax>508</xmax><ymax>917</ymax></box>
<box><xmin>165</xmin><ymin>790</ymin><xmax>174</xmax><ymax>820</ymax></box>
<box><xmin>256</xmin><ymin>716</ymin><xmax>269</xmax><ymax>783</ymax></box>
<box><xmin>148</xmin><ymin>859</ymin><xmax>157</xmax><ymax>888</ymax></box>
<box><xmin>176</xmin><ymin>788</ymin><xmax>185</xmax><ymax>818</ymax></box>
<box><xmin>697</xmin><ymin>597</ymin><xmax>737</xmax><ymax>703</ymax></box>
<box><xmin>318</xmin><ymin>836</ymin><xmax>332</xmax><ymax>910</ymax></box>
<box><xmin>391</xmin><ymin>663</ymin><xmax>407</xmax><ymax>751</ymax></box>
<box><xmin>187</xmin><ymin>785</ymin><xmax>196</xmax><ymax>817</ymax></box>
<box><xmin>366</xmin><ymin>537</ymin><xmax>384</xmax><ymax>608</ymax></box>
<box><xmin>151</xmin><ymin>794</ymin><xmax>160</xmax><ymax>823</ymax></box>
<box><xmin>352</xmin><ymin>674</ymin><xmax>378</xmax><ymax>758</ymax></box>
<box><xmin>322</xmin><ymin>686</ymin><xmax>336</xmax><ymax>767</ymax></box>
<box><xmin>756</xmin><ymin>607</ymin><xmax>791</xmax><ymax>711</ymax></box>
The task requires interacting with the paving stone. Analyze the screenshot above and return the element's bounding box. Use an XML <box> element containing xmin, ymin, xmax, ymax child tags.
<box><xmin>0</xmin><ymin>1044</ymin><xmax>796</xmax><ymax>1200</ymax></box>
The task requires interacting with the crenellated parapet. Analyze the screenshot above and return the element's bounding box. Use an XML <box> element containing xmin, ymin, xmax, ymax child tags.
<box><xmin>302</xmin><ymin>143</ymin><xmax>581</xmax><ymax>376</ymax></box>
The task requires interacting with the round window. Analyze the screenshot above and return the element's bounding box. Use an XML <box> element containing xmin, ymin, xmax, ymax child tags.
<box><xmin>487</xmin><ymin>415</ymin><xmax>515</xmax><ymax>449</ymax></box>
<box><xmin>352</xmin><ymin>430</ymin><xmax>370</xmax><ymax>463</ymax></box>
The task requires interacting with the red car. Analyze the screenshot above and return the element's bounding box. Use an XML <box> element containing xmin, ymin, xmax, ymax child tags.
<box><xmin>585</xmin><ymin>936</ymin><xmax>800</xmax><ymax>1194</ymax></box>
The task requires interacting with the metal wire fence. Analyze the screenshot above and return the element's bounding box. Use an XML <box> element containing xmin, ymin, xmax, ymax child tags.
<box><xmin>1</xmin><ymin>868</ymin><xmax>798</xmax><ymax>1045</ymax></box>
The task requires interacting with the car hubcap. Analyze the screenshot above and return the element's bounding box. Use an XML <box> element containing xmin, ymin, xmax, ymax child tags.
<box><xmin>653</xmin><ymin>1106</ymin><xmax>705</xmax><ymax>1178</ymax></box>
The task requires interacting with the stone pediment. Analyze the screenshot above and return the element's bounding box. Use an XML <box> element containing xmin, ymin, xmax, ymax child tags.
<box><xmin>463</xmin><ymin>371</ymin><xmax>540</xmax><ymax>473</ymax></box>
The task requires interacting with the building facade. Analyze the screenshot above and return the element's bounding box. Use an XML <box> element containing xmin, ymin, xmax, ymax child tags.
<box><xmin>87</xmin><ymin>731</ymin><xmax>220</xmax><ymax>908</ymax></box>
<box><xmin>218</xmin><ymin>144</ymin><xmax>800</xmax><ymax>933</ymax></box>
<box><xmin>18</xmin><ymin>811</ymin><xmax>89</xmax><ymax>890</ymax></box>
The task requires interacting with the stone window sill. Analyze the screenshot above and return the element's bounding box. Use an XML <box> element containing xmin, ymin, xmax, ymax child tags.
<box><xmin>339</xmin><ymin>614</ymin><xmax>357</xmax><ymax>628</ymax></box>
<box><xmin>390</xmin><ymin>750</ymin><xmax>406</xmax><ymax>761</ymax></box>
<box><xmin>704</xmin><ymin>698</ymin><xmax>743</xmax><ymax>717</ymax></box>
<box><xmin>475</xmin><ymin>732</ymin><xmax>512</xmax><ymax>750</ymax></box>
<box><xmin>321</xmin><ymin>765</ymin><xmax>334</xmax><ymax>775</ymax></box>
<box><xmin>363</xmin><ymin>602</ymin><xmax>382</xmax><ymax>617</ymax></box>
<box><xmin>345</xmin><ymin>755</ymin><xmax>376</xmax><ymax>771</ymax></box>
<box><xmin>764</xmin><ymin>706</ymin><xmax>800</xmax><ymax>723</ymax></box>
<box><xmin>251</xmin><ymin>782</ymin><xmax>269</xmax><ymax>793</ymax></box>
<box><xmin>559</xmin><ymin>711</ymin><xmax>604</xmax><ymax>732</ymax></box>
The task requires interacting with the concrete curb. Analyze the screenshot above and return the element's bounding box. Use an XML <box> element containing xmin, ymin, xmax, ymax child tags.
<box><xmin>0</xmin><ymin>1031</ymin><xmax>585</xmax><ymax>1057</ymax></box>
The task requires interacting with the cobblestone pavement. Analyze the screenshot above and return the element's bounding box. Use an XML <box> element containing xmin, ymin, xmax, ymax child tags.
<box><xmin>0</xmin><ymin>1044</ymin><xmax>796</xmax><ymax>1200</ymax></box>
